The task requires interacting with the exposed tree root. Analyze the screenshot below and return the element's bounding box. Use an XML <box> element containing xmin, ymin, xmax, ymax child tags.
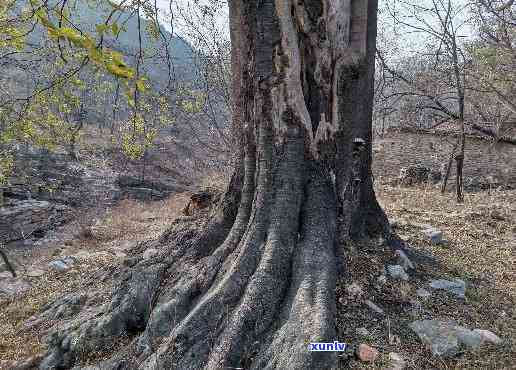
<box><xmin>36</xmin><ymin>160</ymin><xmax>387</xmax><ymax>369</ymax></box>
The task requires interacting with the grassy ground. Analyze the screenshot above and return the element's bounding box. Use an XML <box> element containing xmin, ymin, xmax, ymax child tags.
<box><xmin>337</xmin><ymin>185</ymin><xmax>515</xmax><ymax>369</ymax></box>
<box><xmin>0</xmin><ymin>193</ymin><xmax>189</xmax><ymax>366</ymax></box>
<box><xmin>0</xmin><ymin>185</ymin><xmax>514</xmax><ymax>369</ymax></box>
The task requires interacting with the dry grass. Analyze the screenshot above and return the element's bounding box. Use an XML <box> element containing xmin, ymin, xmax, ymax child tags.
<box><xmin>1</xmin><ymin>183</ymin><xmax>514</xmax><ymax>368</ymax></box>
<box><xmin>81</xmin><ymin>193</ymin><xmax>190</xmax><ymax>243</ymax></box>
<box><xmin>0</xmin><ymin>193</ymin><xmax>190</xmax><ymax>365</ymax></box>
<box><xmin>0</xmin><ymin>257</ymin><xmax>115</xmax><ymax>364</ymax></box>
<box><xmin>337</xmin><ymin>184</ymin><xmax>515</xmax><ymax>369</ymax></box>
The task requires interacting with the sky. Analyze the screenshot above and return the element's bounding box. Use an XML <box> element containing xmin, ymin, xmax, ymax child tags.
<box><xmin>155</xmin><ymin>0</ymin><xmax>229</xmax><ymax>40</ymax></box>
<box><xmin>149</xmin><ymin>0</ymin><xmax>475</xmax><ymax>57</ymax></box>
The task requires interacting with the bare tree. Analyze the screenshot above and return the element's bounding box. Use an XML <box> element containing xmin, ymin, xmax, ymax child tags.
<box><xmin>377</xmin><ymin>0</ymin><xmax>472</xmax><ymax>202</ymax></box>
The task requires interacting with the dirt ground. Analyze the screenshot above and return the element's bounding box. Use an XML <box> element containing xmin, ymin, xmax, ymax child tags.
<box><xmin>1</xmin><ymin>128</ymin><xmax>515</xmax><ymax>369</ymax></box>
<box><xmin>338</xmin><ymin>185</ymin><xmax>515</xmax><ymax>369</ymax></box>
<box><xmin>1</xmin><ymin>184</ymin><xmax>514</xmax><ymax>369</ymax></box>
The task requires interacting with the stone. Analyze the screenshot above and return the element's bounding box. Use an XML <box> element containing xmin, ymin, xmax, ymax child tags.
<box><xmin>123</xmin><ymin>187</ymin><xmax>165</xmax><ymax>201</ymax></box>
<box><xmin>117</xmin><ymin>240</ymin><xmax>136</xmax><ymax>251</ymax></box>
<box><xmin>395</xmin><ymin>249</ymin><xmax>415</xmax><ymax>270</ymax></box>
<box><xmin>473</xmin><ymin>329</ymin><xmax>503</xmax><ymax>345</ymax></box>
<box><xmin>26</xmin><ymin>269</ymin><xmax>46</xmax><ymax>277</ymax></box>
<box><xmin>6</xmin><ymin>354</ymin><xmax>44</xmax><ymax>370</ymax></box>
<box><xmin>454</xmin><ymin>326</ymin><xmax>483</xmax><ymax>349</ymax></box>
<box><xmin>115</xmin><ymin>251</ymin><xmax>127</xmax><ymax>259</ymax></box>
<box><xmin>356</xmin><ymin>343</ymin><xmax>379</xmax><ymax>362</ymax></box>
<box><xmin>48</xmin><ymin>257</ymin><xmax>76</xmax><ymax>272</ymax></box>
<box><xmin>346</xmin><ymin>282</ymin><xmax>364</xmax><ymax>297</ymax></box>
<box><xmin>140</xmin><ymin>211</ymin><xmax>156</xmax><ymax>220</ymax></box>
<box><xmin>0</xmin><ymin>199</ymin><xmax>71</xmax><ymax>244</ymax></box>
<box><xmin>387</xmin><ymin>265</ymin><xmax>409</xmax><ymax>281</ymax></box>
<box><xmin>0</xmin><ymin>361</ymin><xmax>17</xmax><ymax>369</ymax></box>
<box><xmin>356</xmin><ymin>327</ymin><xmax>370</xmax><ymax>336</ymax></box>
<box><xmin>0</xmin><ymin>278</ymin><xmax>31</xmax><ymax>296</ymax></box>
<box><xmin>388</xmin><ymin>352</ymin><xmax>406</xmax><ymax>370</ymax></box>
<box><xmin>0</xmin><ymin>271</ymin><xmax>14</xmax><ymax>279</ymax></box>
<box><xmin>73</xmin><ymin>251</ymin><xmax>92</xmax><ymax>260</ymax></box>
<box><xmin>365</xmin><ymin>300</ymin><xmax>384</xmax><ymax>315</ymax></box>
<box><xmin>429</xmin><ymin>279</ymin><xmax>466</xmax><ymax>298</ymax></box>
<box><xmin>398</xmin><ymin>164</ymin><xmax>432</xmax><ymax>186</ymax></box>
<box><xmin>416</xmin><ymin>288</ymin><xmax>431</xmax><ymax>298</ymax></box>
<box><xmin>409</xmin><ymin>320</ymin><xmax>482</xmax><ymax>357</ymax></box>
<box><xmin>48</xmin><ymin>260</ymin><xmax>70</xmax><ymax>272</ymax></box>
<box><xmin>423</xmin><ymin>228</ymin><xmax>443</xmax><ymax>245</ymax></box>
<box><xmin>143</xmin><ymin>248</ymin><xmax>159</xmax><ymax>260</ymax></box>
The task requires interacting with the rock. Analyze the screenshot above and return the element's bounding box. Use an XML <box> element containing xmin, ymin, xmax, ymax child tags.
<box><xmin>365</xmin><ymin>300</ymin><xmax>384</xmax><ymax>315</ymax></box>
<box><xmin>26</xmin><ymin>268</ymin><xmax>46</xmax><ymax>277</ymax></box>
<box><xmin>114</xmin><ymin>251</ymin><xmax>127</xmax><ymax>259</ymax></box>
<box><xmin>5</xmin><ymin>354</ymin><xmax>44</xmax><ymax>370</ymax></box>
<box><xmin>416</xmin><ymin>288</ymin><xmax>431</xmax><ymax>298</ymax></box>
<box><xmin>409</xmin><ymin>320</ymin><xmax>482</xmax><ymax>357</ymax></box>
<box><xmin>454</xmin><ymin>326</ymin><xmax>483</xmax><ymax>349</ymax></box>
<box><xmin>388</xmin><ymin>352</ymin><xmax>406</xmax><ymax>370</ymax></box>
<box><xmin>423</xmin><ymin>228</ymin><xmax>443</xmax><ymax>245</ymax></box>
<box><xmin>473</xmin><ymin>329</ymin><xmax>503</xmax><ymax>345</ymax></box>
<box><xmin>0</xmin><ymin>360</ymin><xmax>17</xmax><ymax>369</ymax></box>
<box><xmin>0</xmin><ymin>277</ymin><xmax>31</xmax><ymax>296</ymax></box>
<box><xmin>48</xmin><ymin>256</ymin><xmax>76</xmax><ymax>272</ymax></box>
<box><xmin>140</xmin><ymin>211</ymin><xmax>156</xmax><ymax>220</ymax></box>
<box><xmin>395</xmin><ymin>249</ymin><xmax>415</xmax><ymax>270</ymax></box>
<box><xmin>117</xmin><ymin>240</ymin><xmax>136</xmax><ymax>251</ymax></box>
<box><xmin>356</xmin><ymin>343</ymin><xmax>379</xmax><ymax>362</ymax></box>
<box><xmin>346</xmin><ymin>282</ymin><xmax>364</xmax><ymax>297</ymax></box>
<box><xmin>73</xmin><ymin>251</ymin><xmax>91</xmax><ymax>260</ymax></box>
<box><xmin>0</xmin><ymin>199</ymin><xmax>71</xmax><ymax>244</ymax></box>
<box><xmin>48</xmin><ymin>260</ymin><xmax>70</xmax><ymax>272</ymax></box>
<box><xmin>398</xmin><ymin>164</ymin><xmax>432</xmax><ymax>186</ymax></box>
<box><xmin>356</xmin><ymin>327</ymin><xmax>370</xmax><ymax>336</ymax></box>
<box><xmin>387</xmin><ymin>265</ymin><xmax>409</xmax><ymax>281</ymax></box>
<box><xmin>0</xmin><ymin>271</ymin><xmax>14</xmax><ymax>279</ymax></box>
<box><xmin>429</xmin><ymin>278</ymin><xmax>466</xmax><ymax>298</ymax></box>
<box><xmin>122</xmin><ymin>187</ymin><xmax>165</xmax><ymax>201</ymax></box>
<box><xmin>183</xmin><ymin>191</ymin><xmax>217</xmax><ymax>216</ymax></box>
<box><xmin>142</xmin><ymin>248</ymin><xmax>159</xmax><ymax>260</ymax></box>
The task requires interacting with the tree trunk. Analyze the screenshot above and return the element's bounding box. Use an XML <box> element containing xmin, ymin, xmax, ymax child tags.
<box><xmin>39</xmin><ymin>1</ymin><xmax>388</xmax><ymax>369</ymax></box>
<box><xmin>455</xmin><ymin>120</ymin><xmax>465</xmax><ymax>202</ymax></box>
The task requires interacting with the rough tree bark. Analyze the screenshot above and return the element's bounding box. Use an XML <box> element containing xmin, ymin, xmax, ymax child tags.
<box><xmin>39</xmin><ymin>1</ymin><xmax>389</xmax><ymax>369</ymax></box>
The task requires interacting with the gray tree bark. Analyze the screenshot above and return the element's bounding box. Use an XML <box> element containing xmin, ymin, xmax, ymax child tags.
<box><xmin>39</xmin><ymin>1</ymin><xmax>389</xmax><ymax>369</ymax></box>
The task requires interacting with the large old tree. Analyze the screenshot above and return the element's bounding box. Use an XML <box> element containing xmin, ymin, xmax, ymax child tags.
<box><xmin>40</xmin><ymin>0</ymin><xmax>390</xmax><ymax>368</ymax></box>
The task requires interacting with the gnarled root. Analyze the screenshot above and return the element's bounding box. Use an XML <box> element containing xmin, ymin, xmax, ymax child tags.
<box><xmin>39</xmin><ymin>160</ymin><xmax>345</xmax><ymax>370</ymax></box>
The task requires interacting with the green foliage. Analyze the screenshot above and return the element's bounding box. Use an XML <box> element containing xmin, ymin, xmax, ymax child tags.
<box><xmin>0</xmin><ymin>1</ymin><xmax>26</xmax><ymax>50</ymax></box>
<box><xmin>0</xmin><ymin>0</ymin><xmax>205</xmax><ymax>184</ymax></box>
<box><xmin>178</xmin><ymin>89</ymin><xmax>206</xmax><ymax>114</ymax></box>
<box><xmin>0</xmin><ymin>152</ymin><xmax>14</xmax><ymax>185</ymax></box>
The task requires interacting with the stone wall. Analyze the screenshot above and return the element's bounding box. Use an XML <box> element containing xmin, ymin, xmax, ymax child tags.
<box><xmin>373</xmin><ymin>132</ymin><xmax>516</xmax><ymax>190</ymax></box>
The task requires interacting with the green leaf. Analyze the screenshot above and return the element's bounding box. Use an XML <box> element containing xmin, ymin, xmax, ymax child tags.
<box><xmin>96</xmin><ymin>24</ymin><xmax>109</xmax><ymax>34</ymax></box>
<box><xmin>111</xmin><ymin>23</ymin><xmax>119</xmax><ymax>35</ymax></box>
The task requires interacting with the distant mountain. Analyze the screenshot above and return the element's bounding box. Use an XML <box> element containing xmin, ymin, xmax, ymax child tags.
<box><xmin>18</xmin><ymin>0</ymin><xmax>198</xmax><ymax>84</ymax></box>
